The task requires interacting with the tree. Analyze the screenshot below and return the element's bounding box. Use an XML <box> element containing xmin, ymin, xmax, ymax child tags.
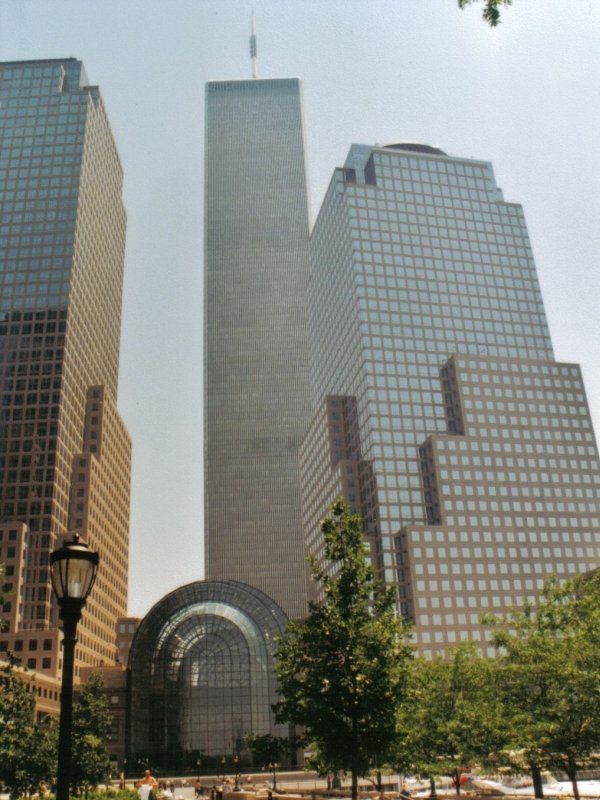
<box><xmin>0</xmin><ymin>655</ymin><xmax>36</xmax><ymax>795</ymax></box>
<box><xmin>26</xmin><ymin>715</ymin><xmax>59</xmax><ymax>795</ymax></box>
<box><xmin>70</xmin><ymin>671</ymin><xmax>113</xmax><ymax>791</ymax></box>
<box><xmin>245</xmin><ymin>733</ymin><xmax>293</xmax><ymax>768</ymax></box>
<box><xmin>0</xmin><ymin>655</ymin><xmax>55</xmax><ymax>798</ymax></box>
<box><xmin>397</xmin><ymin>645</ymin><xmax>507</xmax><ymax>794</ymax></box>
<box><xmin>458</xmin><ymin>0</ymin><xmax>512</xmax><ymax>26</ymax></box>
<box><xmin>274</xmin><ymin>499</ymin><xmax>414</xmax><ymax>800</ymax></box>
<box><xmin>486</xmin><ymin>574</ymin><xmax>600</xmax><ymax>800</ymax></box>
<box><xmin>245</xmin><ymin>734</ymin><xmax>295</xmax><ymax>788</ymax></box>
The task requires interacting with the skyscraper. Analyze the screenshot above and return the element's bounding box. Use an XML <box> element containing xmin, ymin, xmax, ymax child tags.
<box><xmin>302</xmin><ymin>142</ymin><xmax>600</xmax><ymax>654</ymax></box>
<box><xmin>204</xmin><ymin>78</ymin><xmax>312</xmax><ymax>621</ymax></box>
<box><xmin>0</xmin><ymin>59</ymin><xmax>131</xmax><ymax>692</ymax></box>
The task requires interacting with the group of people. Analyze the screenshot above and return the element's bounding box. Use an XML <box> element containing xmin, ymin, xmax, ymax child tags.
<box><xmin>137</xmin><ymin>771</ymin><xmax>182</xmax><ymax>800</ymax></box>
<box><xmin>137</xmin><ymin>771</ymin><xmax>160</xmax><ymax>800</ymax></box>
<box><xmin>137</xmin><ymin>770</ymin><xmax>411</xmax><ymax>800</ymax></box>
<box><xmin>137</xmin><ymin>771</ymin><xmax>234</xmax><ymax>800</ymax></box>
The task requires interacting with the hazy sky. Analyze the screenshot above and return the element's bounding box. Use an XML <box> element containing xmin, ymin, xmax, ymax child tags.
<box><xmin>1</xmin><ymin>0</ymin><xmax>599</xmax><ymax>617</ymax></box>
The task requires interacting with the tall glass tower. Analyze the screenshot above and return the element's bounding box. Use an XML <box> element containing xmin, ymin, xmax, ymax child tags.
<box><xmin>204</xmin><ymin>78</ymin><xmax>312</xmax><ymax>621</ymax></box>
<box><xmin>302</xmin><ymin>143</ymin><xmax>600</xmax><ymax>654</ymax></box>
<box><xmin>0</xmin><ymin>59</ymin><xmax>131</xmax><ymax>700</ymax></box>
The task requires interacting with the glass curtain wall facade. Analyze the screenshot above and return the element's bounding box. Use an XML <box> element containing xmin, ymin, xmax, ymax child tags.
<box><xmin>204</xmin><ymin>79</ymin><xmax>312</xmax><ymax>621</ymax></box>
<box><xmin>0</xmin><ymin>59</ymin><xmax>131</xmax><ymax>686</ymax></box>
<box><xmin>302</xmin><ymin>143</ymin><xmax>600</xmax><ymax>654</ymax></box>
<box><xmin>127</xmin><ymin>580</ymin><xmax>290</xmax><ymax>773</ymax></box>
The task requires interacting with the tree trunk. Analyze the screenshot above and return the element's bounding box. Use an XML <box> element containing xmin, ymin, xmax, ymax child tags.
<box><xmin>454</xmin><ymin>768</ymin><xmax>461</xmax><ymax>796</ymax></box>
<box><xmin>429</xmin><ymin>777</ymin><xmax>437</xmax><ymax>800</ymax></box>
<box><xmin>351</xmin><ymin>770</ymin><xmax>358</xmax><ymax>800</ymax></box>
<box><xmin>351</xmin><ymin>702</ymin><xmax>359</xmax><ymax>800</ymax></box>
<box><xmin>531</xmin><ymin>765</ymin><xmax>544</xmax><ymax>799</ymax></box>
<box><xmin>567</xmin><ymin>760</ymin><xmax>580</xmax><ymax>800</ymax></box>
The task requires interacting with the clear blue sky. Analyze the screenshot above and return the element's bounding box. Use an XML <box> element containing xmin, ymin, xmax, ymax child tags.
<box><xmin>1</xmin><ymin>0</ymin><xmax>599</xmax><ymax>617</ymax></box>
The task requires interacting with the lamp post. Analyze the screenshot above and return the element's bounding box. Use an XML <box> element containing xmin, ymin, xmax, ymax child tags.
<box><xmin>221</xmin><ymin>756</ymin><xmax>226</xmax><ymax>782</ymax></box>
<box><xmin>50</xmin><ymin>533</ymin><xmax>99</xmax><ymax>800</ymax></box>
<box><xmin>233</xmin><ymin>756</ymin><xmax>239</xmax><ymax>791</ymax></box>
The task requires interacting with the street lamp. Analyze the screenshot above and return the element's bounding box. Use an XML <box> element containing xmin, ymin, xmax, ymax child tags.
<box><xmin>221</xmin><ymin>756</ymin><xmax>226</xmax><ymax>782</ymax></box>
<box><xmin>233</xmin><ymin>756</ymin><xmax>239</xmax><ymax>791</ymax></box>
<box><xmin>50</xmin><ymin>533</ymin><xmax>99</xmax><ymax>800</ymax></box>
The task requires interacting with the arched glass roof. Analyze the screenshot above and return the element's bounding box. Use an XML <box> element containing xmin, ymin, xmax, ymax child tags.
<box><xmin>127</xmin><ymin>580</ymin><xmax>289</xmax><ymax>774</ymax></box>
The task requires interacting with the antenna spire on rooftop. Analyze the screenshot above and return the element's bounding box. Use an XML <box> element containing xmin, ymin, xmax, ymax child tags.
<box><xmin>250</xmin><ymin>10</ymin><xmax>257</xmax><ymax>78</ymax></box>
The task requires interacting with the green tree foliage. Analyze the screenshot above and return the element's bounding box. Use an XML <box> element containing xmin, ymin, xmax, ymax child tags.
<box><xmin>274</xmin><ymin>499</ymin><xmax>414</xmax><ymax>800</ymax></box>
<box><xmin>0</xmin><ymin>570</ymin><xmax>58</xmax><ymax>796</ymax></box>
<box><xmin>397</xmin><ymin>644</ymin><xmax>506</xmax><ymax>793</ymax></box>
<box><xmin>458</xmin><ymin>0</ymin><xmax>512</xmax><ymax>26</ymax></box>
<box><xmin>71</xmin><ymin>671</ymin><xmax>113</xmax><ymax>791</ymax></box>
<box><xmin>0</xmin><ymin>655</ymin><xmax>36</xmax><ymax>794</ymax></box>
<box><xmin>244</xmin><ymin>733</ymin><xmax>294</xmax><ymax>769</ymax></box>
<box><xmin>244</xmin><ymin>733</ymin><xmax>295</xmax><ymax>788</ymax></box>
<box><xmin>27</xmin><ymin>715</ymin><xmax>59</xmax><ymax>794</ymax></box>
<box><xmin>486</xmin><ymin>575</ymin><xmax>600</xmax><ymax>800</ymax></box>
<box><xmin>0</xmin><ymin>656</ymin><xmax>57</xmax><ymax>797</ymax></box>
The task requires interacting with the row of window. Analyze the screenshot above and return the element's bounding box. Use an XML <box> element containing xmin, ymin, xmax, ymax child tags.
<box><xmin>0</xmin><ymin>637</ymin><xmax>52</xmax><ymax>651</ymax></box>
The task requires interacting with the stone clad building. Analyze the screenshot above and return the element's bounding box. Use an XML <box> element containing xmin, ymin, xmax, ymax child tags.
<box><xmin>0</xmin><ymin>58</ymin><xmax>131</xmax><ymax>710</ymax></box>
